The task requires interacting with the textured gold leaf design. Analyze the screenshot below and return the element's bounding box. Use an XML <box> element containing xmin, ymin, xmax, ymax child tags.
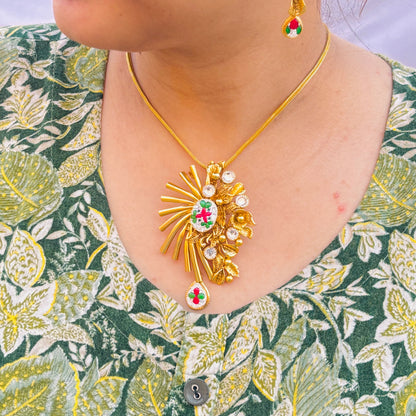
<box><xmin>0</xmin><ymin>281</ymin><xmax>57</xmax><ymax>356</ymax></box>
<box><xmin>281</xmin><ymin>344</ymin><xmax>342</xmax><ymax>416</ymax></box>
<box><xmin>125</xmin><ymin>358</ymin><xmax>172</xmax><ymax>416</ymax></box>
<box><xmin>274</xmin><ymin>317</ymin><xmax>307</xmax><ymax>371</ymax></box>
<box><xmin>58</xmin><ymin>143</ymin><xmax>99</xmax><ymax>187</ymax></box>
<box><xmin>65</xmin><ymin>45</ymin><xmax>107</xmax><ymax>92</ymax></box>
<box><xmin>0</xmin><ymin>85</ymin><xmax>50</xmax><ymax>130</ymax></box>
<box><xmin>0</xmin><ymin>347</ymin><xmax>79</xmax><ymax>415</ymax></box>
<box><xmin>5</xmin><ymin>229</ymin><xmax>45</xmax><ymax>288</ymax></box>
<box><xmin>253</xmin><ymin>349</ymin><xmax>281</xmax><ymax>401</ymax></box>
<box><xmin>221</xmin><ymin>243</ymin><xmax>239</xmax><ymax>258</ymax></box>
<box><xmin>359</xmin><ymin>153</ymin><xmax>416</xmax><ymax>230</ymax></box>
<box><xmin>214</xmin><ymin>360</ymin><xmax>252</xmax><ymax>416</ymax></box>
<box><xmin>389</xmin><ymin>230</ymin><xmax>416</xmax><ymax>295</ymax></box>
<box><xmin>394</xmin><ymin>371</ymin><xmax>416</xmax><ymax>416</ymax></box>
<box><xmin>47</xmin><ymin>270</ymin><xmax>102</xmax><ymax>323</ymax></box>
<box><xmin>62</xmin><ymin>102</ymin><xmax>101</xmax><ymax>151</ymax></box>
<box><xmin>130</xmin><ymin>290</ymin><xmax>185</xmax><ymax>345</ymax></box>
<box><xmin>76</xmin><ymin>363</ymin><xmax>127</xmax><ymax>416</ymax></box>
<box><xmin>376</xmin><ymin>285</ymin><xmax>416</xmax><ymax>363</ymax></box>
<box><xmin>0</xmin><ymin>151</ymin><xmax>63</xmax><ymax>226</ymax></box>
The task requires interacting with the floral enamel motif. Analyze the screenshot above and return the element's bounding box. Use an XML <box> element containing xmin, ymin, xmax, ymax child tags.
<box><xmin>282</xmin><ymin>0</ymin><xmax>305</xmax><ymax>39</ymax></box>
<box><xmin>159</xmin><ymin>162</ymin><xmax>255</xmax><ymax>310</ymax></box>
<box><xmin>191</xmin><ymin>199</ymin><xmax>218</xmax><ymax>232</ymax></box>
<box><xmin>283</xmin><ymin>16</ymin><xmax>303</xmax><ymax>39</ymax></box>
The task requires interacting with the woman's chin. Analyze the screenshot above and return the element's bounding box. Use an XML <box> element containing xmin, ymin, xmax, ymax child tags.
<box><xmin>53</xmin><ymin>0</ymin><xmax>90</xmax><ymax>44</ymax></box>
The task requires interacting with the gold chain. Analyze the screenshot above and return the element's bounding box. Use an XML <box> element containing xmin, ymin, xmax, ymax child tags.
<box><xmin>126</xmin><ymin>26</ymin><xmax>331</xmax><ymax>169</ymax></box>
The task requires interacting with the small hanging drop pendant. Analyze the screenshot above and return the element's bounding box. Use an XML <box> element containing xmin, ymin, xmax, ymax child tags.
<box><xmin>282</xmin><ymin>0</ymin><xmax>306</xmax><ymax>39</ymax></box>
<box><xmin>159</xmin><ymin>162</ymin><xmax>255</xmax><ymax>310</ymax></box>
<box><xmin>186</xmin><ymin>281</ymin><xmax>210</xmax><ymax>310</ymax></box>
<box><xmin>283</xmin><ymin>16</ymin><xmax>303</xmax><ymax>39</ymax></box>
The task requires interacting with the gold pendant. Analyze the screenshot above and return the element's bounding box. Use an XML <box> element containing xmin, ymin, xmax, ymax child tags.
<box><xmin>159</xmin><ymin>162</ymin><xmax>255</xmax><ymax>310</ymax></box>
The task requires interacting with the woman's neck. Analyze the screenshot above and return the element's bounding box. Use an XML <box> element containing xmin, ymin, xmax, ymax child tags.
<box><xmin>117</xmin><ymin>6</ymin><xmax>330</xmax><ymax>152</ymax></box>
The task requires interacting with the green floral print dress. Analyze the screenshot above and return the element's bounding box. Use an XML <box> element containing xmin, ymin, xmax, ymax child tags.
<box><xmin>0</xmin><ymin>24</ymin><xmax>416</xmax><ymax>416</ymax></box>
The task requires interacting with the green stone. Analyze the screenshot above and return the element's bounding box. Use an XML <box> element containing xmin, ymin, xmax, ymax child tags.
<box><xmin>285</xmin><ymin>26</ymin><xmax>290</xmax><ymax>34</ymax></box>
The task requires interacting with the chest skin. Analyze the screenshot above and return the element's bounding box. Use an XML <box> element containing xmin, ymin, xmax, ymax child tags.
<box><xmin>100</xmin><ymin>38</ymin><xmax>393</xmax><ymax>314</ymax></box>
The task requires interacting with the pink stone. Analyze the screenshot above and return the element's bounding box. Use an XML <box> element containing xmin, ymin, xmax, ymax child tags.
<box><xmin>289</xmin><ymin>19</ymin><xmax>299</xmax><ymax>30</ymax></box>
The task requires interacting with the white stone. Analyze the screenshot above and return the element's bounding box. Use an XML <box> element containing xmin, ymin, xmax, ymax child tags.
<box><xmin>204</xmin><ymin>246</ymin><xmax>217</xmax><ymax>260</ymax></box>
<box><xmin>202</xmin><ymin>184</ymin><xmax>216</xmax><ymax>198</ymax></box>
<box><xmin>221</xmin><ymin>170</ymin><xmax>236</xmax><ymax>184</ymax></box>
<box><xmin>186</xmin><ymin>282</ymin><xmax>209</xmax><ymax>310</ymax></box>
<box><xmin>235</xmin><ymin>195</ymin><xmax>249</xmax><ymax>208</ymax></box>
<box><xmin>191</xmin><ymin>199</ymin><xmax>218</xmax><ymax>233</ymax></box>
<box><xmin>226</xmin><ymin>227</ymin><xmax>239</xmax><ymax>241</ymax></box>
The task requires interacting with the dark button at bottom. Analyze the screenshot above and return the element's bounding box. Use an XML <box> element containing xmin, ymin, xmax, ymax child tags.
<box><xmin>184</xmin><ymin>378</ymin><xmax>209</xmax><ymax>406</ymax></box>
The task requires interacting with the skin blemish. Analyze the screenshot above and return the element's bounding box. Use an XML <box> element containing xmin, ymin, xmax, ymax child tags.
<box><xmin>337</xmin><ymin>204</ymin><xmax>346</xmax><ymax>213</ymax></box>
<box><xmin>333</xmin><ymin>192</ymin><xmax>345</xmax><ymax>214</ymax></box>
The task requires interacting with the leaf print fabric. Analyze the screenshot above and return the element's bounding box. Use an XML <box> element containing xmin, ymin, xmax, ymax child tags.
<box><xmin>0</xmin><ymin>280</ymin><xmax>56</xmax><ymax>355</ymax></box>
<box><xmin>0</xmin><ymin>24</ymin><xmax>416</xmax><ymax>416</ymax></box>
<box><xmin>0</xmin><ymin>151</ymin><xmax>63</xmax><ymax>226</ymax></box>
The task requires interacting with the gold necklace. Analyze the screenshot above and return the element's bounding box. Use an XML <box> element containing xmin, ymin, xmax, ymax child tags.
<box><xmin>126</xmin><ymin>28</ymin><xmax>331</xmax><ymax>310</ymax></box>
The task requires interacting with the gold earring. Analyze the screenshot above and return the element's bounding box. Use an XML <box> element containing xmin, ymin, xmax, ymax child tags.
<box><xmin>282</xmin><ymin>0</ymin><xmax>306</xmax><ymax>39</ymax></box>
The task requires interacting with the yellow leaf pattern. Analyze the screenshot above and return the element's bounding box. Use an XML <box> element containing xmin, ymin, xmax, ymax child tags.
<box><xmin>102</xmin><ymin>249</ymin><xmax>137</xmax><ymax>312</ymax></box>
<box><xmin>65</xmin><ymin>45</ymin><xmax>108</xmax><ymax>93</ymax></box>
<box><xmin>62</xmin><ymin>102</ymin><xmax>101</xmax><ymax>151</ymax></box>
<box><xmin>0</xmin><ymin>281</ymin><xmax>57</xmax><ymax>355</ymax></box>
<box><xmin>125</xmin><ymin>358</ymin><xmax>172</xmax><ymax>416</ymax></box>
<box><xmin>252</xmin><ymin>349</ymin><xmax>281</xmax><ymax>401</ymax></box>
<box><xmin>0</xmin><ymin>348</ymin><xmax>79</xmax><ymax>415</ymax></box>
<box><xmin>58</xmin><ymin>143</ymin><xmax>99</xmax><ymax>187</ymax></box>
<box><xmin>376</xmin><ymin>285</ymin><xmax>416</xmax><ymax>362</ymax></box>
<box><xmin>214</xmin><ymin>360</ymin><xmax>252</xmax><ymax>416</ymax></box>
<box><xmin>359</xmin><ymin>153</ymin><xmax>416</xmax><ymax>230</ymax></box>
<box><xmin>389</xmin><ymin>230</ymin><xmax>416</xmax><ymax>294</ymax></box>
<box><xmin>281</xmin><ymin>344</ymin><xmax>343</xmax><ymax>416</ymax></box>
<box><xmin>86</xmin><ymin>206</ymin><xmax>110</xmax><ymax>242</ymax></box>
<box><xmin>48</xmin><ymin>270</ymin><xmax>102</xmax><ymax>323</ymax></box>
<box><xmin>394</xmin><ymin>371</ymin><xmax>416</xmax><ymax>416</ymax></box>
<box><xmin>0</xmin><ymin>221</ymin><xmax>12</xmax><ymax>255</ymax></box>
<box><xmin>5</xmin><ymin>228</ymin><xmax>45</xmax><ymax>288</ymax></box>
<box><xmin>0</xmin><ymin>85</ymin><xmax>50</xmax><ymax>130</ymax></box>
<box><xmin>0</xmin><ymin>151</ymin><xmax>63</xmax><ymax>226</ymax></box>
<box><xmin>76</xmin><ymin>376</ymin><xmax>127</xmax><ymax>416</ymax></box>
